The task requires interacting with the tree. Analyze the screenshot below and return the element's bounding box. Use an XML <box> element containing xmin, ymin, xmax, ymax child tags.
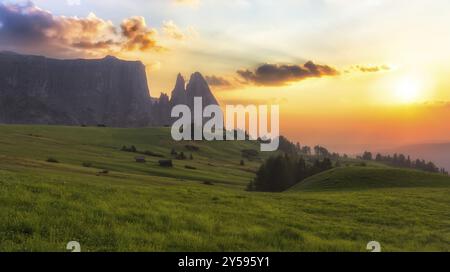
<box><xmin>278</xmin><ymin>136</ymin><xmax>298</xmax><ymax>155</ymax></box>
<box><xmin>314</xmin><ymin>145</ymin><xmax>330</xmax><ymax>157</ymax></box>
<box><xmin>301</xmin><ymin>146</ymin><xmax>311</xmax><ymax>155</ymax></box>
<box><xmin>177</xmin><ymin>152</ymin><xmax>187</xmax><ymax>160</ymax></box>
<box><xmin>362</xmin><ymin>151</ymin><xmax>373</xmax><ymax>161</ymax></box>
<box><xmin>375</xmin><ymin>153</ymin><xmax>382</xmax><ymax>161</ymax></box>
<box><xmin>249</xmin><ymin>155</ymin><xmax>335</xmax><ymax>192</ymax></box>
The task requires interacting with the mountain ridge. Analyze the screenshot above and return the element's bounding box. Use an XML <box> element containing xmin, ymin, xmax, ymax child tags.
<box><xmin>0</xmin><ymin>52</ymin><xmax>219</xmax><ymax>127</ymax></box>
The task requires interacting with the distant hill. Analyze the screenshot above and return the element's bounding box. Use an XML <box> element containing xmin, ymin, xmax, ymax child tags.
<box><xmin>289</xmin><ymin>166</ymin><xmax>450</xmax><ymax>191</ymax></box>
<box><xmin>386</xmin><ymin>143</ymin><xmax>450</xmax><ymax>171</ymax></box>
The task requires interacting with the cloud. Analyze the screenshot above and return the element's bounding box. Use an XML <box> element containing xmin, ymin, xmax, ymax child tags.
<box><xmin>356</xmin><ymin>65</ymin><xmax>390</xmax><ymax>73</ymax></box>
<box><xmin>66</xmin><ymin>0</ymin><xmax>81</xmax><ymax>6</ymax></box>
<box><xmin>120</xmin><ymin>16</ymin><xmax>161</xmax><ymax>51</ymax></box>
<box><xmin>173</xmin><ymin>0</ymin><xmax>200</xmax><ymax>6</ymax></box>
<box><xmin>237</xmin><ymin>61</ymin><xmax>339</xmax><ymax>86</ymax></box>
<box><xmin>162</xmin><ymin>20</ymin><xmax>186</xmax><ymax>40</ymax></box>
<box><xmin>0</xmin><ymin>2</ymin><xmax>162</xmax><ymax>57</ymax></box>
<box><xmin>205</xmin><ymin>75</ymin><xmax>232</xmax><ymax>88</ymax></box>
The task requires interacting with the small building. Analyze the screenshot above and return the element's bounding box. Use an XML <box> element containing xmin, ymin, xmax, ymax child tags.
<box><xmin>135</xmin><ymin>156</ymin><xmax>146</xmax><ymax>163</ymax></box>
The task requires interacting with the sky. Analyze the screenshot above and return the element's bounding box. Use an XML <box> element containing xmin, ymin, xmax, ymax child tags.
<box><xmin>1</xmin><ymin>0</ymin><xmax>450</xmax><ymax>153</ymax></box>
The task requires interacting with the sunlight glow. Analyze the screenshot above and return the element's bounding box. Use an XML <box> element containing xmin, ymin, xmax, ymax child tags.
<box><xmin>395</xmin><ymin>77</ymin><xmax>422</xmax><ymax>103</ymax></box>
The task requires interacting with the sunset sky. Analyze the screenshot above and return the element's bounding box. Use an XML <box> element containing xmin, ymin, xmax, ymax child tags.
<box><xmin>1</xmin><ymin>0</ymin><xmax>450</xmax><ymax>153</ymax></box>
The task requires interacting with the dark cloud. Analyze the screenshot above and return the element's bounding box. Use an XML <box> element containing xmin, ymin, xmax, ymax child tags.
<box><xmin>0</xmin><ymin>2</ymin><xmax>162</xmax><ymax>57</ymax></box>
<box><xmin>0</xmin><ymin>2</ymin><xmax>54</xmax><ymax>45</ymax></box>
<box><xmin>356</xmin><ymin>65</ymin><xmax>390</xmax><ymax>73</ymax></box>
<box><xmin>237</xmin><ymin>61</ymin><xmax>339</xmax><ymax>86</ymax></box>
<box><xmin>205</xmin><ymin>75</ymin><xmax>231</xmax><ymax>87</ymax></box>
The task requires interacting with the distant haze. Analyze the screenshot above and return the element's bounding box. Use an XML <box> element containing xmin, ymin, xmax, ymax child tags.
<box><xmin>386</xmin><ymin>143</ymin><xmax>450</xmax><ymax>171</ymax></box>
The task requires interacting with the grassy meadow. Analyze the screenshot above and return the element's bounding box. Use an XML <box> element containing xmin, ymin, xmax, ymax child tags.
<box><xmin>0</xmin><ymin>125</ymin><xmax>449</xmax><ymax>252</ymax></box>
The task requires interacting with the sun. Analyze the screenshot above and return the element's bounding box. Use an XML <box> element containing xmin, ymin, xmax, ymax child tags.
<box><xmin>395</xmin><ymin>77</ymin><xmax>422</xmax><ymax>103</ymax></box>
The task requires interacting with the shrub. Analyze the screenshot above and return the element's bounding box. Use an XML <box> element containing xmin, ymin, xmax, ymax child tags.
<box><xmin>203</xmin><ymin>181</ymin><xmax>214</xmax><ymax>186</ymax></box>
<box><xmin>159</xmin><ymin>160</ymin><xmax>173</xmax><ymax>167</ymax></box>
<box><xmin>142</xmin><ymin>151</ymin><xmax>164</xmax><ymax>158</ymax></box>
<box><xmin>176</xmin><ymin>152</ymin><xmax>187</xmax><ymax>160</ymax></box>
<box><xmin>240</xmin><ymin>160</ymin><xmax>245</xmax><ymax>166</ymax></box>
<box><xmin>82</xmin><ymin>162</ymin><xmax>92</xmax><ymax>168</ymax></box>
<box><xmin>46</xmin><ymin>157</ymin><xmax>59</xmax><ymax>163</ymax></box>
<box><xmin>185</xmin><ymin>145</ymin><xmax>200</xmax><ymax>152</ymax></box>
<box><xmin>121</xmin><ymin>145</ymin><xmax>137</xmax><ymax>153</ymax></box>
<box><xmin>241</xmin><ymin>149</ymin><xmax>260</xmax><ymax>160</ymax></box>
<box><xmin>185</xmin><ymin>165</ymin><xmax>197</xmax><ymax>170</ymax></box>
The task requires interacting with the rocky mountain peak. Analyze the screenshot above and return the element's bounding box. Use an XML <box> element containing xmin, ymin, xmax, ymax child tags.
<box><xmin>170</xmin><ymin>73</ymin><xmax>188</xmax><ymax>106</ymax></box>
<box><xmin>186</xmin><ymin>72</ymin><xmax>219</xmax><ymax>106</ymax></box>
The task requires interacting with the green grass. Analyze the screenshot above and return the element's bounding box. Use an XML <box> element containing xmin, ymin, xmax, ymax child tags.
<box><xmin>290</xmin><ymin>166</ymin><xmax>450</xmax><ymax>191</ymax></box>
<box><xmin>0</xmin><ymin>125</ymin><xmax>449</xmax><ymax>252</ymax></box>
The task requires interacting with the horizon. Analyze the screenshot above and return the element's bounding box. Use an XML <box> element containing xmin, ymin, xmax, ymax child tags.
<box><xmin>1</xmin><ymin>0</ymin><xmax>450</xmax><ymax>154</ymax></box>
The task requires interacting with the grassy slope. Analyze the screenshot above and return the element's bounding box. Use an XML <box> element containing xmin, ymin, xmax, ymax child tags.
<box><xmin>290</xmin><ymin>166</ymin><xmax>450</xmax><ymax>191</ymax></box>
<box><xmin>0</xmin><ymin>125</ymin><xmax>449</xmax><ymax>252</ymax></box>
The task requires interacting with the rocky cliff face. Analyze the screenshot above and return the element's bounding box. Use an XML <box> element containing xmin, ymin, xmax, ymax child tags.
<box><xmin>0</xmin><ymin>52</ymin><xmax>154</xmax><ymax>127</ymax></box>
<box><xmin>0</xmin><ymin>52</ymin><xmax>220</xmax><ymax>127</ymax></box>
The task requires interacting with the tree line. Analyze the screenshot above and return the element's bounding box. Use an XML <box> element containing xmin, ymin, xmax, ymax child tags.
<box><xmin>361</xmin><ymin>151</ymin><xmax>448</xmax><ymax>175</ymax></box>
<box><xmin>247</xmin><ymin>154</ymin><xmax>333</xmax><ymax>192</ymax></box>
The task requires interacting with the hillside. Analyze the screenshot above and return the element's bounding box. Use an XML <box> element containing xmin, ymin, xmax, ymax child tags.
<box><xmin>0</xmin><ymin>125</ymin><xmax>268</xmax><ymax>187</ymax></box>
<box><xmin>0</xmin><ymin>125</ymin><xmax>449</xmax><ymax>252</ymax></box>
<box><xmin>290</xmin><ymin>166</ymin><xmax>450</xmax><ymax>191</ymax></box>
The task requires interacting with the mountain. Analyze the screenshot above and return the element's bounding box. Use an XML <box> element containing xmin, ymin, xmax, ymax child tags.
<box><xmin>0</xmin><ymin>52</ymin><xmax>219</xmax><ymax>127</ymax></box>
<box><xmin>0</xmin><ymin>52</ymin><xmax>153</xmax><ymax>127</ymax></box>
<box><xmin>185</xmin><ymin>72</ymin><xmax>219</xmax><ymax>108</ymax></box>
<box><xmin>168</xmin><ymin>72</ymin><xmax>219</xmax><ymax>108</ymax></box>
<box><xmin>153</xmin><ymin>72</ymin><xmax>220</xmax><ymax>126</ymax></box>
<box><xmin>388</xmin><ymin>143</ymin><xmax>450</xmax><ymax>171</ymax></box>
<box><xmin>170</xmin><ymin>73</ymin><xmax>188</xmax><ymax>107</ymax></box>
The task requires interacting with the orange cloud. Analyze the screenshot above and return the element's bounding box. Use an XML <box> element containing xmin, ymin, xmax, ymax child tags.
<box><xmin>120</xmin><ymin>16</ymin><xmax>161</xmax><ymax>51</ymax></box>
<box><xmin>356</xmin><ymin>65</ymin><xmax>390</xmax><ymax>73</ymax></box>
<box><xmin>0</xmin><ymin>2</ymin><xmax>162</xmax><ymax>57</ymax></box>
